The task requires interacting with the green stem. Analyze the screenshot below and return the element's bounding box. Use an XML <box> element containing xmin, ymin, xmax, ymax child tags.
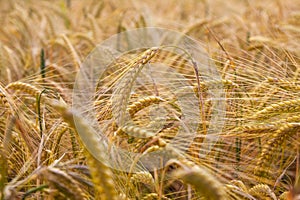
<box><xmin>22</xmin><ymin>184</ymin><xmax>48</xmax><ymax>200</ymax></box>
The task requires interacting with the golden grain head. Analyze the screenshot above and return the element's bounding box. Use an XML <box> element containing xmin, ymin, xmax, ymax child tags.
<box><xmin>0</xmin><ymin>0</ymin><xmax>299</xmax><ymax>199</ymax></box>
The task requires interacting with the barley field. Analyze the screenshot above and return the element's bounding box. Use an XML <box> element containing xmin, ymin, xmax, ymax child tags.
<box><xmin>0</xmin><ymin>0</ymin><xmax>300</xmax><ymax>199</ymax></box>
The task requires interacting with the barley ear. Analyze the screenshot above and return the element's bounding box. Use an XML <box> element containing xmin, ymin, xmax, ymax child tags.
<box><xmin>141</xmin><ymin>193</ymin><xmax>171</xmax><ymax>200</ymax></box>
<box><xmin>130</xmin><ymin>171</ymin><xmax>154</xmax><ymax>186</ymax></box>
<box><xmin>41</xmin><ymin>166</ymin><xmax>87</xmax><ymax>200</ymax></box>
<box><xmin>5</xmin><ymin>82</ymin><xmax>41</xmax><ymax>97</ymax></box>
<box><xmin>253</xmin><ymin>99</ymin><xmax>300</xmax><ymax>118</ymax></box>
<box><xmin>174</xmin><ymin>165</ymin><xmax>227</xmax><ymax>200</ymax></box>
<box><xmin>248</xmin><ymin>184</ymin><xmax>276</xmax><ymax>200</ymax></box>
<box><xmin>127</xmin><ymin>96</ymin><xmax>164</xmax><ymax>117</ymax></box>
<box><xmin>61</xmin><ymin>34</ymin><xmax>81</xmax><ymax>69</ymax></box>
<box><xmin>256</xmin><ymin>123</ymin><xmax>300</xmax><ymax>175</ymax></box>
<box><xmin>51</xmin><ymin>101</ymin><xmax>117</xmax><ymax>200</ymax></box>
